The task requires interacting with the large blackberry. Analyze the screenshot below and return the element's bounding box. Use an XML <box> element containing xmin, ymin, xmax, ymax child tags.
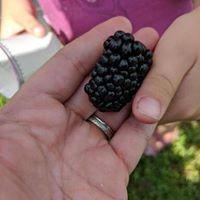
<box><xmin>84</xmin><ymin>30</ymin><xmax>153</xmax><ymax>112</ymax></box>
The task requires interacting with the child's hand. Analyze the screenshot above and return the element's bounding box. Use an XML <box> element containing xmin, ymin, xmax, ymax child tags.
<box><xmin>132</xmin><ymin>7</ymin><xmax>200</xmax><ymax>124</ymax></box>
<box><xmin>1</xmin><ymin>0</ymin><xmax>46</xmax><ymax>39</ymax></box>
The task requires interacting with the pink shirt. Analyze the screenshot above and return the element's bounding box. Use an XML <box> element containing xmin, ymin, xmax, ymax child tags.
<box><xmin>38</xmin><ymin>0</ymin><xmax>192</xmax><ymax>43</ymax></box>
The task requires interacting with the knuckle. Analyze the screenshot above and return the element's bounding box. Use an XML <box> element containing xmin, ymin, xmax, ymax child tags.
<box><xmin>166</xmin><ymin>99</ymin><xmax>200</xmax><ymax>122</ymax></box>
<box><xmin>59</xmin><ymin>50</ymin><xmax>88</xmax><ymax>77</ymax></box>
<box><xmin>181</xmin><ymin>106</ymin><xmax>199</xmax><ymax>121</ymax></box>
<box><xmin>147</xmin><ymin>72</ymin><xmax>175</xmax><ymax>100</ymax></box>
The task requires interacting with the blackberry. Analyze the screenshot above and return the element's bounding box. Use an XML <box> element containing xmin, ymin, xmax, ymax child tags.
<box><xmin>84</xmin><ymin>30</ymin><xmax>153</xmax><ymax>112</ymax></box>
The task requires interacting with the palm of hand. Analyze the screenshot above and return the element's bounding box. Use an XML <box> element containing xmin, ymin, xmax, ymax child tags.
<box><xmin>0</xmin><ymin>96</ymin><xmax>127</xmax><ymax>200</ymax></box>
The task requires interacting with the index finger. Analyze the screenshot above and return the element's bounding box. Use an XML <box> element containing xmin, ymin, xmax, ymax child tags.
<box><xmin>110</xmin><ymin>28</ymin><xmax>159</xmax><ymax>174</ymax></box>
<box><xmin>19</xmin><ymin>17</ymin><xmax>132</xmax><ymax>102</ymax></box>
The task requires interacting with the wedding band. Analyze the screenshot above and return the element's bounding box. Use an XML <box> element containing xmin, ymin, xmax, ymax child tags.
<box><xmin>87</xmin><ymin>115</ymin><xmax>114</xmax><ymax>140</ymax></box>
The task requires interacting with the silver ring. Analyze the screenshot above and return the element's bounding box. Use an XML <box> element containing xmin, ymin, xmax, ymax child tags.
<box><xmin>87</xmin><ymin>115</ymin><xmax>114</xmax><ymax>140</ymax></box>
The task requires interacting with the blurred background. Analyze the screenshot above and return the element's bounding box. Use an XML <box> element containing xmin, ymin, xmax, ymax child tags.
<box><xmin>0</xmin><ymin>0</ymin><xmax>200</xmax><ymax>199</ymax></box>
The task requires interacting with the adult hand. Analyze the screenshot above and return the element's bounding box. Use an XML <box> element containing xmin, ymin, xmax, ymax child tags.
<box><xmin>133</xmin><ymin>7</ymin><xmax>200</xmax><ymax>124</ymax></box>
<box><xmin>0</xmin><ymin>17</ymin><xmax>158</xmax><ymax>199</ymax></box>
<box><xmin>1</xmin><ymin>0</ymin><xmax>46</xmax><ymax>38</ymax></box>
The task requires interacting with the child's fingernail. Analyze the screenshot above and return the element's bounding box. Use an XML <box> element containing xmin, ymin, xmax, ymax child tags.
<box><xmin>137</xmin><ymin>97</ymin><xmax>161</xmax><ymax>120</ymax></box>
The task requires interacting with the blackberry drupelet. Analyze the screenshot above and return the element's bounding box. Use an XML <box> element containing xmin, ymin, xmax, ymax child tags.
<box><xmin>84</xmin><ymin>30</ymin><xmax>153</xmax><ymax>112</ymax></box>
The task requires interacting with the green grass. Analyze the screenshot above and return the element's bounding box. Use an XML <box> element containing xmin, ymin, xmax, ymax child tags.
<box><xmin>0</xmin><ymin>95</ymin><xmax>200</xmax><ymax>199</ymax></box>
<box><xmin>0</xmin><ymin>94</ymin><xmax>7</xmax><ymax>108</ymax></box>
<box><xmin>128</xmin><ymin>122</ymin><xmax>200</xmax><ymax>200</ymax></box>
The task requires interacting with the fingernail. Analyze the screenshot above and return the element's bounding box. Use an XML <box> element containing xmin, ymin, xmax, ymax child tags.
<box><xmin>33</xmin><ymin>27</ymin><xmax>45</xmax><ymax>37</ymax></box>
<box><xmin>137</xmin><ymin>97</ymin><xmax>161</xmax><ymax>120</ymax></box>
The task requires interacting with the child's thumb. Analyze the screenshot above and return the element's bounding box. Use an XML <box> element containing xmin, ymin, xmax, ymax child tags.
<box><xmin>132</xmin><ymin>37</ymin><xmax>191</xmax><ymax>124</ymax></box>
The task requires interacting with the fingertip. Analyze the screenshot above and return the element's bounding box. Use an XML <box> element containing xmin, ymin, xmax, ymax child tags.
<box><xmin>142</xmin><ymin>27</ymin><xmax>159</xmax><ymax>39</ymax></box>
<box><xmin>146</xmin><ymin>28</ymin><xmax>160</xmax><ymax>48</ymax></box>
<box><xmin>116</xmin><ymin>16</ymin><xmax>133</xmax><ymax>32</ymax></box>
<box><xmin>33</xmin><ymin>26</ymin><xmax>46</xmax><ymax>37</ymax></box>
<box><xmin>134</xmin><ymin>27</ymin><xmax>159</xmax><ymax>50</ymax></box>
<box><xmin>108</xmin><ymin>16</ymin><xmax>133</xmax><ymax>33</ymax></box>
<box><xmin>137</xmin><ymin>27</ymin><xmax>159</xmax><ymax>41</ymax></box>
<box><xmin>16</xmin><ymin>13</ymin><xmax>47</xmax><ymax>37</ymax></box>
<box><xmin>132</xmin><ymin>97</ymin><xmax>160</xmax><ymax>124</ymax></box>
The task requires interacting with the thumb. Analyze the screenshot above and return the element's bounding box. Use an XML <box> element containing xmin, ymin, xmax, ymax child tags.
<box><xmin>132</xmin><ymin>23</ymin><xmax>194</xmax><ymax>124</ymax></box>
<box><xmin>16</xmin><ymin>12</ymin><xmax>46</xmax><ymax>37</ymax></box>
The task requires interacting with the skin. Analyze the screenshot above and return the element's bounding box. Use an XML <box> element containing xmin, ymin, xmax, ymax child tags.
<box><xmin>133</xmin><ymin>7</ymin><xmax>200</xmax><ymax>124</ymax></box>
<box><xmin>1</xmin><ymin>0</ymin><xmax>199</xmax><ymax>38</ymax></box>
<box><xmin>2</xmin><ymin>0</ymin><xmax>200</xmax><ymax>124</ymax></box>
<box><xmin>0</xmin><ymin>0</ymin><xmax>46</xmax><ymax>38</ymax></box>
<box><xmin>1</xmin><ymin>1</ymin><xmax>200</xmax><ymax>197</ymax></box>
<box><xmin>193</xmin><ymin>0</ymin><xmax>200</xmax><ymax>8</ymax></box>
<box><xmin>0</xmin><ymin>17</ymin><xmax>159</xmax><ymax>199</ymax></box>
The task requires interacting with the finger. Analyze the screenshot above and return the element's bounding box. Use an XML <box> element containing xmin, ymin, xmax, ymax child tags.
<box><xmin>18</xmin><ymin>17</ymin><xmax>132</xmax><ymax>102</ymax></box>
<box><xmin>161</xmin><ymin>61</ymin><xmax>200</xmax><ymax>124</ymax></box>
<box><xmin>66</xmin><ymin>28</ymin><xmax>159</xmax><ymax>120</ymax></box>
<box><xmin>132</xmin><ymin>21</ymin><xmax>196</xmax><ymax>124</ymax></box>
<box><xmin>16</xmin><ymin>12</ymin><xmax>46</xmax><ymax>37</ymax></box>
<box><xmin>111</xmin><ymin>115</ymin><xmax>157</xmax><ymax>173</ymax></box>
